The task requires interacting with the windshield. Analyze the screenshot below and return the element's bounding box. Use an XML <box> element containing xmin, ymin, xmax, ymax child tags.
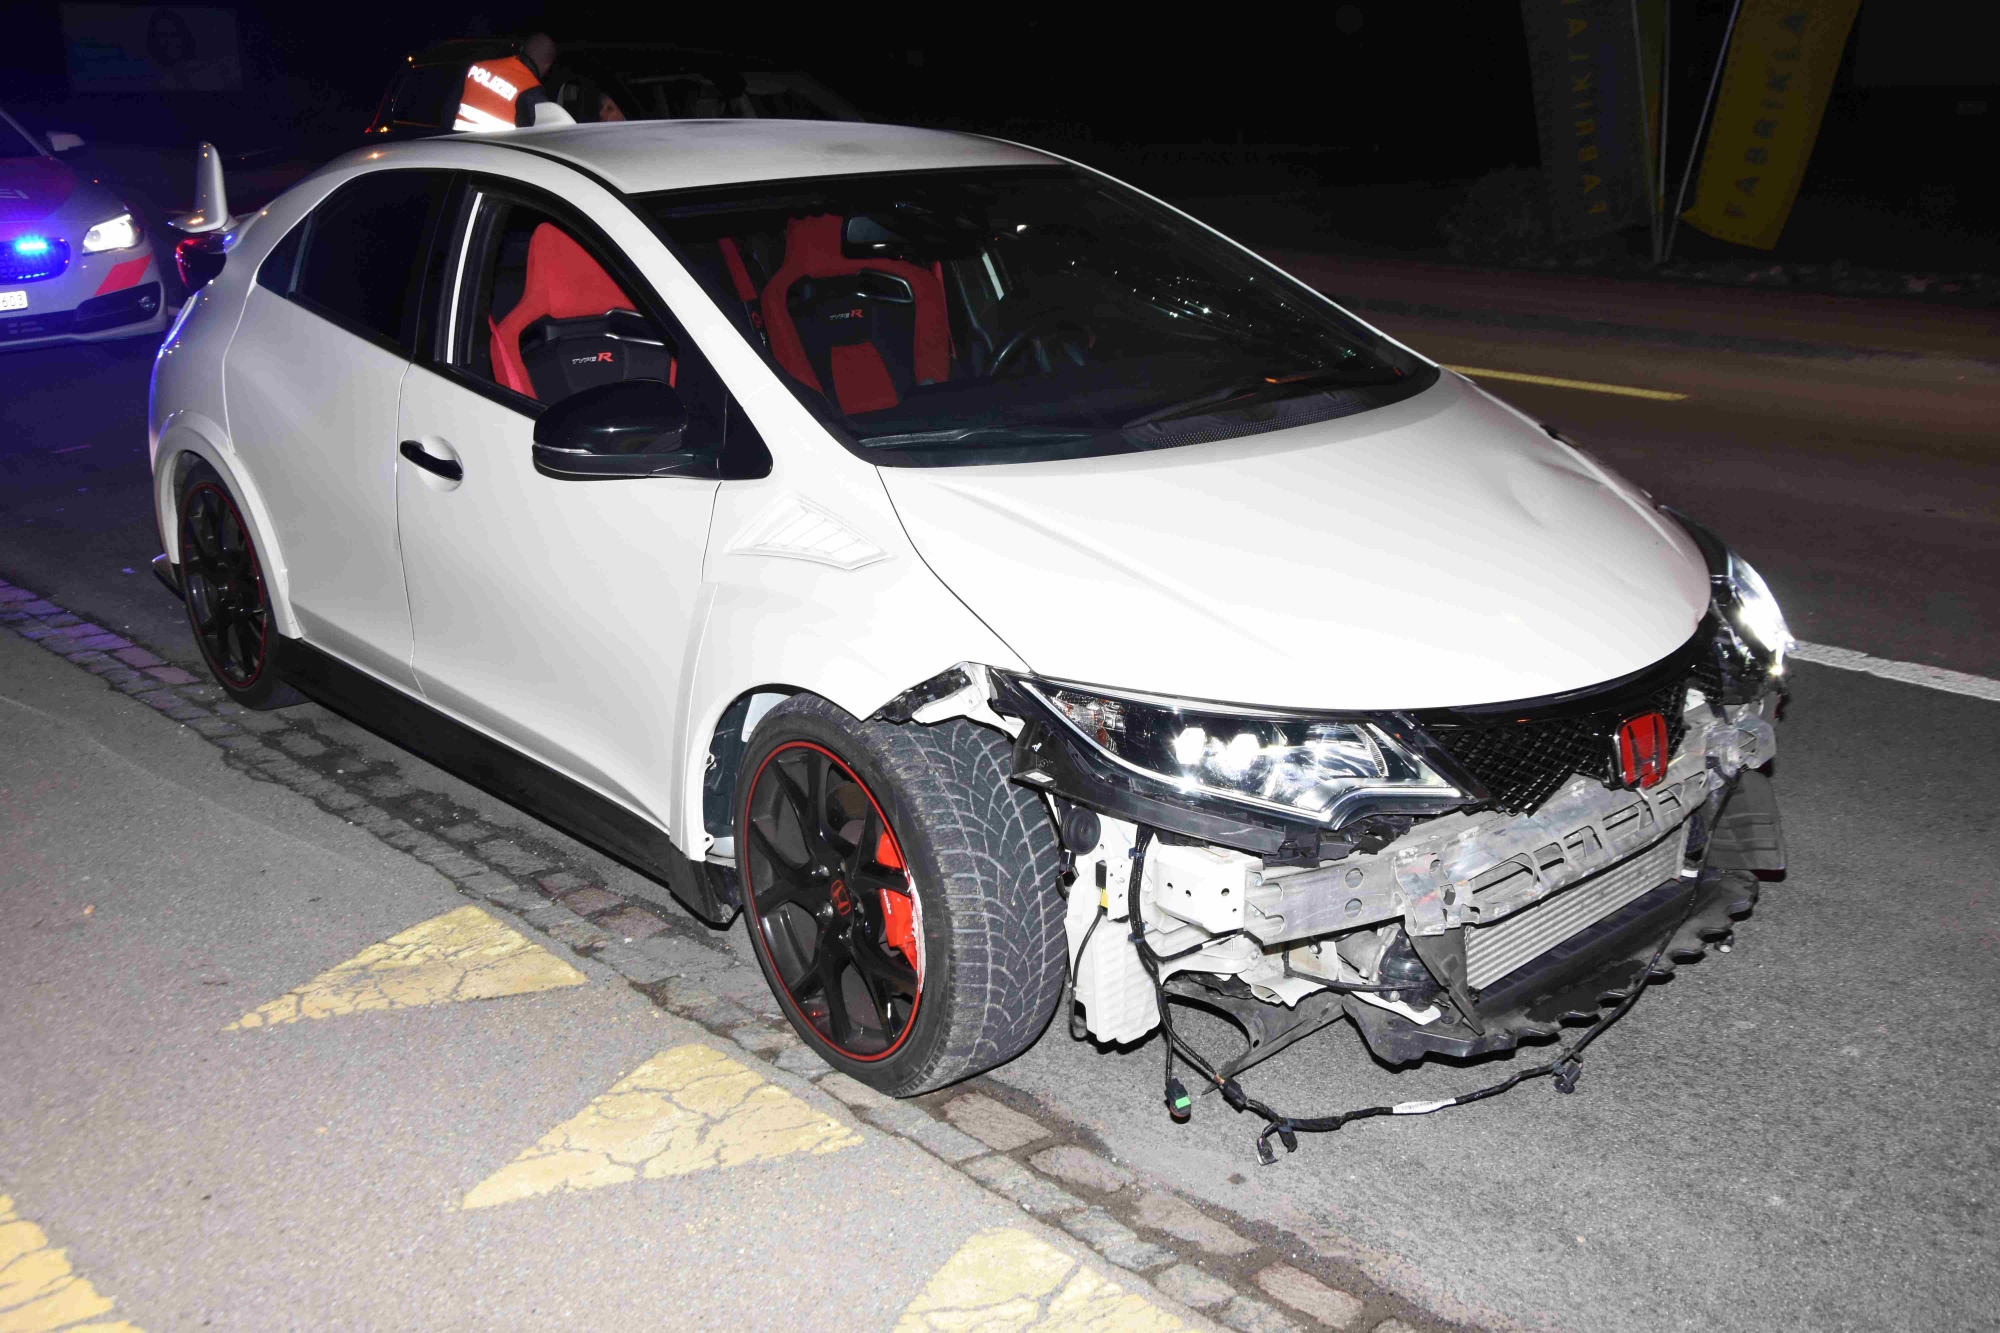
<box><xmin>610</xmin><ymin>70</ymin><xmax>858</xmax><ymax>122</ymax></box>
<box><xmin>643</xmin><ymin>166</ymin><xmax>1437</xmax><ymax>466</ymax></box>
<box><xmin>545</xmin><ymin>54</ymin><xmax>863</xmax><ymax>125</ymax></box>
<box><xmin>0</xmin><ymin>112</ymin><xmax>44</xmax><ymax>158</ymax></box>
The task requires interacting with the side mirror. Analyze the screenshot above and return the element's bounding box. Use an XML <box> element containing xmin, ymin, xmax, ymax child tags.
<box><xmin>531</xmin><ymin>380</ymin><xmax>716</xmax><ymax>480</ymax></box>
<box><xmin>46</xmin><ymin>131</ymin><xmax>86</xmax><ymax>154</ymax></box>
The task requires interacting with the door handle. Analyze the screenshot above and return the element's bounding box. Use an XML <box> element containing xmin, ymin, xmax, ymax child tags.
<box><xmin>400</xmin><ymin>439</ymin><xmax>463</xmax><ymax>482</ymax></box>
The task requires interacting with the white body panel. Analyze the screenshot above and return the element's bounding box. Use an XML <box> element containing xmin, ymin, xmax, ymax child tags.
<box><xmin>880</xmin><ymin>375</ymin><xmax>1709</xmax><ymax>709</ymax></box>
<box><xmin>487</xmin><ymin>119</ymin><xmax>1052</xmax><ymax>194</ymax></box>
<box><xmin>396</xmin><ymin>364</ymin><xmax>718</xmax><ymax>826</ymax></box>
<box><xmin>147</xmin><ymin>121</ymin><xmax>1719</xmax><ymax>865</ymax></box>
<box><xmin>688</xmin><ymin>405</ymin><xmax>1029</xmax><ymax>841</ymax></box>
<box><xmin>223</xmin><ymin>285</ymin><xmax>417</xmax><ymax>688</ymax></box>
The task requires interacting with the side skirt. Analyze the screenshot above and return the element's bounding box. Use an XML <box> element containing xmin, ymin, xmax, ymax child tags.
<box><xmin>272</xmin><ymin>636</ymin><xmax>739</xmax><ymax>926</ymax></box>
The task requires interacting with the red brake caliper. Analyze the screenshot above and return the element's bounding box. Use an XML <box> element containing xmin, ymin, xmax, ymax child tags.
<box><xmin>875</xmin><ymin>831</ymin><xmax>921</xmax><ymax>984</ymax></box>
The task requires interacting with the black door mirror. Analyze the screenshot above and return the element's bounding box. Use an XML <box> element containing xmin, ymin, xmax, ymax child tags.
<box><xmin>531</xmin><ymin>380</ymin><xmax>717</xmax><ymax>480</ymax></box>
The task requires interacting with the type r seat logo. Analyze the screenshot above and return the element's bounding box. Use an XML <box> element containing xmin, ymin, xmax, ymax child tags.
<box><xmin>1614</xmin><ymin>712</ymin><xmax>1669</xmax><ymax>789</ymax></box>
<box><xmin>570</xmin><ymin>351</ymin><xmax>616</xmax><ymax>365</ymax></box>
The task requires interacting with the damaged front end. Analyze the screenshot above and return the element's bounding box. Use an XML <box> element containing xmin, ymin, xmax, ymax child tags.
<box><xmin>975</xmin><ymin>519</ymin><xmax>1791</xmax><ymax>1077</ymax></box>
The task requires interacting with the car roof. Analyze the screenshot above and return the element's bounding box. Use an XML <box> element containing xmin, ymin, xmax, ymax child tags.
<box><xmin>446</xmin><ymin>120</ymin><xmax>1058</xmax><ymax>195</ymax></box>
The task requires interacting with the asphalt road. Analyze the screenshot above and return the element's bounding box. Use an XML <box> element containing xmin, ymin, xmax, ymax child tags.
<box><xmin>2</xmin><ymin>262</ymin><xmax>1996</xmax><ymax>1333</ymax></box>
<box><xmin>0</xmin><ymin>625</ymin><xmax>1186</xmax><ymax>1332</ymax></box>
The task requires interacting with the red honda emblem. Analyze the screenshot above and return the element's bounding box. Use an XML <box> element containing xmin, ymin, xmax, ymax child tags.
<box><xmin>1615</xmin><ymin>712</ymin><xmax>1669</xmax><ymax>789</ymax></box>
<box><xmin>829</xmin><ymin>879</ymin><xmax>852</xmax><ymax>915</ymax></box>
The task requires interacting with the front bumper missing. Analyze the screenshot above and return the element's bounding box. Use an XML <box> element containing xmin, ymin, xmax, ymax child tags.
<box><xmin>1342</xmin><ymin>863</ymin><xmax>1759</xmax><ymax>1064</ymax></box>
<box><xmin>1054</xmin><ymin>690</ymin><xmax>1783</xmax><ymax>1071</ymax></box>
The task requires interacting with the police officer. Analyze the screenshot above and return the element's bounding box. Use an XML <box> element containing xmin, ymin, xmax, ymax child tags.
<box><xmin>454</xmin><ymin>33</ymin><xmax>556</xmax><ymax>132</ymax></box>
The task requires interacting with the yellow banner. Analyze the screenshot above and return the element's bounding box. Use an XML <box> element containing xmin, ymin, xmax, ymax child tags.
<box><xmin>1683</xmin><ymin>0</ymin><xmax>1860</xmax><ymax>250</ymax></box>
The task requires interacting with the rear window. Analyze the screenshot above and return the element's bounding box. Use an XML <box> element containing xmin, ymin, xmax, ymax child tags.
<box><xmin>615</xmin><ymin>71</ymin><xmax>857</xmax><ymax>122</ymax></box>
<box><xmin>384</xmin><ymin>64</ymin><xmax>468</xmax><ymax>129</ymax></box>
<box><xmin>643</xmin><ymin>166</ymin><xmax>1435</xmax><ymax>467</ymax></box>
<box><xmin>281</xmin><ymin>170</ymin><xmax>448</xmax><ymax>353</ymax></box>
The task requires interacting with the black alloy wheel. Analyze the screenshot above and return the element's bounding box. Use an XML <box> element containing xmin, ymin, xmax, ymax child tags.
<box><xmin>742</xmin><ymin>740</ymin><xmax>923</xmax><ymax>1059</ymax></box>
<box><xmin>176</xmin><ymin>462</ymin><xmax>300</xmax><ymax>709</ymax></box>
<box><xmin>736</xmin><ymin>695</ymin><xmax>1067</xmax><ymax>1096</ymax></box>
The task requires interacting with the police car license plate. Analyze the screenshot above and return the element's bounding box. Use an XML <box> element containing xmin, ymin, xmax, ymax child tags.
<box><xmin>0</xmin><ymin>291</ymin><xmax>26</xmax><ymax>312</ymax></box>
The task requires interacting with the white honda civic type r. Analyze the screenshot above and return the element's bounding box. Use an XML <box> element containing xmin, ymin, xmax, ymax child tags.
<box><xmin>148</xmin><ymin>120</ymin><xmax>1792</xmax><ymax>1107</ymax></box>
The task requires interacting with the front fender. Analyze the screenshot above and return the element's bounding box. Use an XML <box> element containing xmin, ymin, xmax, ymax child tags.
<box><xmin>680</xmin><ymin>473</ymin><xmax>1027</xmax><ymax>851</ymax></box>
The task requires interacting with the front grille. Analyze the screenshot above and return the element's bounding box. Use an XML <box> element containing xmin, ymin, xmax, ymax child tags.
<box><xmin>1465</xmin><ymin>825</ymin><xmax>1687</xmax><ymax>989</ymax></box>
<box><xmin>1424</xmin><ymin>679</ymin><xmax>1690</xmax><ymax>814</ymax></box>
<box><xmin>1</xmin><ymin>237</ymin><xmax>70</xmax><ymax>283</ymax></box>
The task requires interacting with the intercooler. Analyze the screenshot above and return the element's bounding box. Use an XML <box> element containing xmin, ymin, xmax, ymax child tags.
<box><xmin>1463</xmin><ymin>825</ymin><xmax>1689</xmax><ymax>990</ymax></box>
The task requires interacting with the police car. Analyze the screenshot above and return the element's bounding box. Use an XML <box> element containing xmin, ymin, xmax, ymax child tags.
<box><xmin>0</xmin><ymin>108</ymin><xmax>169</xmax><ymax>351</ymax></box>
<box><xmin>148</xmin><ymin>120</ymin><xmax>1790</xmax><ymax>1119</ymax></box>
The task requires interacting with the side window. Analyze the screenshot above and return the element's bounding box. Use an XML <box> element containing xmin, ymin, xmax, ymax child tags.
<box><xmin>286</xmin><ymin>170</ymin><xmax>448</xmax><ymax>354</ymax></box>
<box><xmin>255</xmin><ymin>219</ymin><xmax>304</xmax><ymax>294</ymax></box>
<box><xmin>447</xmin><ymin>195</ymin><xmax>727</xmax><ymax>454</ymax></box>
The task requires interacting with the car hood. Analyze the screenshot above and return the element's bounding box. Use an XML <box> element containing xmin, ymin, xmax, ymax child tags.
<box><xmin>0</xmin><ymin>156</ymin><xmax>81</xmax><ymax>225</ymax></box>
<box><xmin>878</xmin><ymin>374</ymin><xmax>1710</xmax><ymax>711</ymax></box>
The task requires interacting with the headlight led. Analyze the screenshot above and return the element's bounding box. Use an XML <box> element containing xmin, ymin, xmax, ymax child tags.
<box><xmin>81</xmin><ymin>212</ymin><xmax>140</xmax><ymax>254</ymax></box>
<box><xmin>1724</xmin><ymin>551</ymin><xmax>1794</xmax><ymax>673</ymax></box>
<box><xmin>1032</xmin><ymin>681</ymin><xmax>1460</xmax><ymax>822</ymax></box>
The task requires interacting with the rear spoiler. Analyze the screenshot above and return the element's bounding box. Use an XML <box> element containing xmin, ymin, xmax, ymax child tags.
<box><xmin>170</xmin><ymin>143</ymin><xmax>234</xmax><ymax>234</ymax></box>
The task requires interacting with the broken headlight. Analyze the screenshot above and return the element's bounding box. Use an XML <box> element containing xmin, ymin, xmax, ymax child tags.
<box><xmin>1026</xmin><ymin>681</ymin><xmax>1462</xmax><ymax>823</ymax></box>
<box><xmin>1721</xmin><ymin>549</ymin><xmax>1794</xmax><ymax>674</ymax></box>
<box><xmin>1664</xmin><ymin>507</ymin><xmax>1794</xmax><ymax>694</ymax></box>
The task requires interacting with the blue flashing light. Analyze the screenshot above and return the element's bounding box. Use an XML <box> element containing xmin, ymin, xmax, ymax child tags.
<box><xmin>11</xmin><ymin>235</ymin><xmax>52</xmax><ymax>256</ymax></box>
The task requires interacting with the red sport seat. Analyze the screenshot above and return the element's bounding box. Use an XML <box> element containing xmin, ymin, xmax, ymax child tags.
<box><xmin>760</xmin><ymin>215</ymin><xmax>950</xmax><ymax>416</ymax></box>
<box><xmin>491</xmin><ymin>223</ymin><xmax>671</xmax><ymax>400</ymax></box>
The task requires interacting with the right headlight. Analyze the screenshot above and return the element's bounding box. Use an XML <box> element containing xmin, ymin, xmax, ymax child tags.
<box><xmin>1662</xmin><ymin>507</ymin><xmax>1793</xmax><ymax>693</ymax></box>
<box><xmin>1721</xmin><ymin>550</ymin><xmax>1793</xmax><ymax>674</ymax></box>
<box><xmin>1024</xmin><ymin>680</ymin><xmax>1462</xmax><ymax>824</ymax></box>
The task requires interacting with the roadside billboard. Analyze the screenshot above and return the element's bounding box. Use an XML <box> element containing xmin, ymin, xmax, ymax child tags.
<box><xmin>1681</xmin><ymin>0</ymin><xmax>1861</xmax><ymax>249</ymax></box>
<box><xmin>1519</xmin><ymin>0</ymin><xmax>1653</xmax><ymax>241</ymax></box>
<box><xmin>61</xmin><ymin>4</ymin><xmax>243</xmax><ymax>93</ymax></box>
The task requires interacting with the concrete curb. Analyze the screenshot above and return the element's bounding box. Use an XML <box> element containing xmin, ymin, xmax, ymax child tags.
<box><xmin>0</xmin><ymin>576</ymin><xmax>1468</xmax><ymax>1333</ymax></box>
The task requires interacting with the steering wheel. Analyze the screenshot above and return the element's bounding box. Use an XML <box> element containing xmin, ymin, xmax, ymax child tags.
<box><xmin>986</xmin><ymin>313</ymin><xmax>1095</xmax><ymax>378</ymax></box>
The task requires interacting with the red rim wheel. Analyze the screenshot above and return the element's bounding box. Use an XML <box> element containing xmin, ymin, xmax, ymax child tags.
<box><xmin>740</xmin><ymin>740</ymin><xmax>923</xmax><ymax>1060</ymax></box>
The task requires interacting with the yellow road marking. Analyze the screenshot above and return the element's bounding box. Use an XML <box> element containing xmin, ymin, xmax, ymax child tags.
<box><xmin>461</xmin><ymin>1044</ymin><xmax>860</xmax><ymax>1210</ymax></box>
<box><xmin>0</xmin><ymin>1194</ymin><xmax>141</xmax><ymax>1332</ymax></box>
<box><xmin>225</xmin><ymin>904</ymin><xmax>585</xmax><ymax>1030</ymax></box>
<box><xmin>894</xmin><ymin>1228</ymin><xmax>1187</xmax><ymax>1332</ymax></box>
<box><xmin>1445</xmin><ymin>364</ymin><xmax>1689</xmax><ymax>401</ymax></box>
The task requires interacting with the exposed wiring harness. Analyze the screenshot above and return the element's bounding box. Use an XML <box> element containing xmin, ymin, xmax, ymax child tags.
<box><xmin>1116</xmin><ymin>828</ymin><xmax>1706</xmax><ymax>1164</ymax></box>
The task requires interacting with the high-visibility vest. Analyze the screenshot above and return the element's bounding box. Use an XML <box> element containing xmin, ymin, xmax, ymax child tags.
<box><xmin>454</xmin><ymin>55</ymin><xmax>541</xmax><ymax>132</ymax></box>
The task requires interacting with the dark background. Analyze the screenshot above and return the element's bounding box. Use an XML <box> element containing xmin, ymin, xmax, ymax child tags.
<box><xmin>4</xmin><ymin>1</ymin><xmax>1996</xmax><ymax>272</ymax></box>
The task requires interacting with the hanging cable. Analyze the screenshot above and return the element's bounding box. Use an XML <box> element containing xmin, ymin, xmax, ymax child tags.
<box><xmin>1121</xmin><ymin>824</ymin><xmax>1713</xmax><ymax>1163</ymax></box>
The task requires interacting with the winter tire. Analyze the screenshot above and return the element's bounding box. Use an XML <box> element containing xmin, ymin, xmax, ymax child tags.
<box><xmin>175</xmin><ymin>461</ymin><xmax>301</xmax><ymax>710</ymax></box>
<box><xmin>737</xmin><ymin>694</ymin><xmax>1066</xmax><ymax>1095</ymax></box>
